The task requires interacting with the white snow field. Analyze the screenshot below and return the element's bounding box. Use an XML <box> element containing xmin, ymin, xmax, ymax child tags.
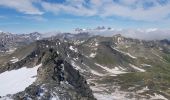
<box><xmin>0</xmin><ymin>64</ymin><xmax>42</xmax><ymax>96</ymax></box>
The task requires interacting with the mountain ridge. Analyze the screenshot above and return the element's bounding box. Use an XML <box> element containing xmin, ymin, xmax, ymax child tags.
<box><xmin>0</xmin><ymin>32</ymin><xmax>170</xmax><ymax>99</ymax></box>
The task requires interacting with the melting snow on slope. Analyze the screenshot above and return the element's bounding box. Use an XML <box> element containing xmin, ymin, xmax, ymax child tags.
<box><xmin>6</xmin><ymin>48</ymin><xmax>17</xmax><ymax>54</ymax></box>
<box><xmin>136</xmin><ymin>86</ymin><xmax>149</xmax><ymax>93</ymax></box>
<box><xmin>90</xmin><ymin>70</ymin><xmax>105</xmax><ymax>76</ymax></box>
<box><xmin>126</xmin><ymin>53</ymin><xmax>137</xmax><ymax>59</ymax></box>
<box><xmin>0</xmin><ymin>64</ymin><xmax>42</xmax><ymax>96</ymax></box>
<box><xmin>10</xmin><ymin>57</ymin><xmax>19</xmax><ymax>63</ymax></box>
<box><xmin>149</xmin><ymin>93</ymin><xmax>168</xmax><ymax>100</ymax></box>
<box><xmin>69</xmin><ymin>46</ymin><xmax>78</xmax><ymax>52</ymax></box>
<box><xmin>93</xmin><ymin>93</ymin><xmax>135</xmax><ymax>100</ymax></box>
<box><xmin>111</xmin><ymin>47</ymin><xmax>137</xmax><ymax>59</ymax></box>
<box><xmin>71</xmin><ymin>60</ymin><xmax>85</xmax><ymax>72</ymax></box>
<box><xmin>82</xmin><ymin>63</ymin><xmax>104</xmax><ymax>76</ymax></box>
<box><xmin>95</xmin><ymin>42</ymin><xmax>99</xmax><ymax>46</ymax></box>
<box><xmin>95</xmin><ymin>63</ymin><xmax>127</xmax><ymax>75</ymax></box>
<box><xmin>141</xmin><ymin>64</ymin><xmax>152</xmax><ymax>67</ymax></box>
<box><xmin>93</xmin><ymin>87</ymin><xmax>136</xmax><ymax>100</ymax></box>
<box><xmin>89</xmin><ymin>52</ymin><xmax>97</xmax><ymax>58</ymax></box>
<box><xmin>129</xmin><ymin>64</ymin><xmax>145</xmax><ymax>72</ymax></box>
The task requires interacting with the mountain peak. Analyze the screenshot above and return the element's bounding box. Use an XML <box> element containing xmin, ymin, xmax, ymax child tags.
<box><xmin>112</xmin><ymin>34</ymin><xmax>125</xmax><ymax>44</ymax></box>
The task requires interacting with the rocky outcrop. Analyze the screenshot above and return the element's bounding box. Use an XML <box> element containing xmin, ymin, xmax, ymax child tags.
<box><xmin>1</xmin><ymin>40</ymin><xmax>95</xmax><ymax>100</ymax></box>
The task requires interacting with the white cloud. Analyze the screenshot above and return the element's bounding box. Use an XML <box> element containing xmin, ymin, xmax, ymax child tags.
<box><xmin>146</xmin><ymin>28</ymin><xmax>158</xmax><ymax>32</ymax></box>
<box><xmin>21</xmin><ymin>15</ymin><xmax>47</xmax><ymax>21</ymax></box>
<box><xmin>0</xmin><ymin>0</ymin><xmax>170</xmax><ymax>22</ymax></box>
<box><xmin>124</xmin><ymin>29</ymin><xmax>170</xmax><ymax>40</ymax></box>
<box><xmin>86</xmin><ymin>28</ymin><xmax>170</xmax><ymax>40</ymax></box>
<box><xmin>101</xmin><ymin>1</ymin><xmax>170</xmax><ymax>21</ymax></box>
<box><xmin>41</xmin><ymin>1</ymin><xmax>97</xmax><ymax>16</ymax></box>
<box><xmin>41</xmin><ymin>0</ymin><xmax>170</xmax><ymax>21</ymax></box>
<box><xmin>0</xmin><ymin>0</ymin><xmax>43</xmax><ymax>15</ymax></box>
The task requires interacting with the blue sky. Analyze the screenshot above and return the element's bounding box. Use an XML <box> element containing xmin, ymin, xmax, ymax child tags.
<box><xmin>0</xmin><ymin>0</ymin><xmax>170</xmax><ymax>33</ymax></box>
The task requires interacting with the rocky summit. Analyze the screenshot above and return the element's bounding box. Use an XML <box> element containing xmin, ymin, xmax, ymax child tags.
<box><xmin>0</xmin><ymin>32</ymin><xmax>170</xmax><ymax>100</ymax></box>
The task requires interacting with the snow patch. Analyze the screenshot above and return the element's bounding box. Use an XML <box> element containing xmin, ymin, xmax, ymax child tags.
<box><xmin>151</xmin><ymin>51</ymin><xmax>164</xmax><ymax>61</ymax></box>
<box><xmin>67</xmin><ymin>54</ymin><xmax>70</xmax><ymax>57</ymax></box>
<box><xmin>10</xmin><ymin>57</ymin><xmax>19</xmax><ymax>63</ymax></box>
<box><xmin>82</xmin><ymin>63</ymin><xmax>104</xmax><ymax>76</ymax></box>
<box><xmin>90</xmin><ymin>87</ymin><xmax>104</xmax><ymax>92</ymax></box>
<box><xmin>69</xmin><ymin>46</ymin><xmax>78</xmax><ymax>52</ymax></box>
<box><xmin>71</xmin><ymin>60</ymin><xmax>85</xmax><ymax>72</ymax></box>
<box><xmin>95</xmin><ymin>63</ymin><xmax>127</xmax><ymax>75</ymax></box>
<box><xmin>73</xmin><ymin>57</ymin><xmax>79</xmax><ymax>61</ymax></box>
<box><xmin>126</xmin><ymin>53</ymin><xmax>137</xmax><ymax>59</ymax></box>
<box><xmin>125</xmin><ymin>46</ymin><xmax>130</xmax><ymax>48</ymax></box>
<box><xmin>93</xmin><ymin>88</ymin><xmax>136</xmax><ymax>100</ymax></box>
<box><xmin>94</xmin><ymin>93</ymin><xmax>120</xmax><ymax>100</ymax></box>
<box><xmin>130</xmin><ymin>64</ymin><xmax>145</xmax><ymax>72</ymax></box>
<box><xmin>89</xmin><ymin>52</ymin><xmax>96</xmax><ymax>58</ymax></box>
<box><xmin>57</xmin><ymin>51</ymin><xmax>59</xmax><ymax>54</ymax></box>
<box><xmin>149</xmin><ymin>93</ymin><xmax>168</xmax><ymax>100</ymax></box>
<box><xmin>0</xmin><ymin>64</ymin><xmax>42</xmax><ymax>96</ymax></box>
<box><xmin>90</xmin><ymin>70</ymin><xmax>104</xmax><ymax>76</ymax></box>
<box><xmin>118</xmin><ymin>66</ymin><xmax>126</xmax><ymax>70</ymax></box>
<box><xmin>141</xmin><ymin>64</ymin><xmax>152</xmax><ymax>67</ymax></box>
<box><xmin>95</xmin><ymin>42</ymin><xmax>99</xmax><ymax>46</ymax></box>
<box><xmin>137</xmin><ymin>86</ymin><xmax>149</xmax><ymax>93</ymax></box>
<box><xmin>6</xmin><ymin>48</ymin><xmax>17</xmax><ymax>54</ymax></box>
<box><xmin>112</xmin><ymin>47</ymin><xmax>137</xmax><ymax>59</ymax></box>
<box><xmin>0</xmin><ymin>97</ymin><xmax>13</xmax><ymax>100</ymax></box>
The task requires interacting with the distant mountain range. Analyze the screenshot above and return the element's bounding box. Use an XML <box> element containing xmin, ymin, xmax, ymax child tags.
<box><xmin>0</xmin><ymin>32</ymin><xmax>41</xmax><ymax>54</ymax></box>
<box><xmin>74</xmin><ymin>27</ymin><xmax>170</xmax><ymax>40</ymax></box>
<box><xmin>0</xmin><ymin>31</ymin><xmax>170</xmax><ymax>100</ymax></box>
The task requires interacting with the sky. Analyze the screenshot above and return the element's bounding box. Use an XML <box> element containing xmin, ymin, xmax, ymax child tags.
<box><xmin>0</xmin><ymin>0</ymin><xmax>170</xmax><ymax>33</ymax></box>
